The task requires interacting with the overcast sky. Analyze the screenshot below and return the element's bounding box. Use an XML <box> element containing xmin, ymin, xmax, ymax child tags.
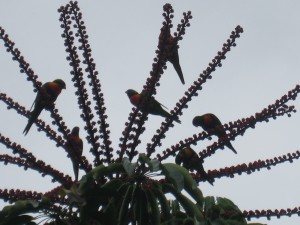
<box><xmin>0</xmin><ymin>1</ymin><xmax>300</xmax><ymax>225</ymax></box>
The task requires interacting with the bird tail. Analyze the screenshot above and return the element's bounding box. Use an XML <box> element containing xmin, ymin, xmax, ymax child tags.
<box><xmin>168</xmin><ymin>43</ymin><xmax>185</xmax><ymax>84</ymax></box>
<box><xmin>226</xmin><ymin>142</ymin><xmax>237</xmax><ymax>154</ymax></box>
<box><xmin>73</xmin><ymin>162</ymin><xmax>79</xmax><ymax>182</ymax></box>
<box><xmin>206</xmin><ymin>176</ymin><xmax>215</xmax><ymax>186</ymax></box>
<box><xmin>173</xmin><ymin>116</ymin><xmax>181</xmax><ymax>124</ymax></box>
<box><xmin>172</xmin><ymin>62</ymin><xmax>185</xmax><ymax>84</ymax></box>
<box><xmin>196</xmin><ymin>164</ymin><xmax>214</xmax><ymax>186</ymax></box>
<box><xmin>161</xmin><ymin>110</ymin><xmax>181</xmax><ymax>124</ymax></box>
<box><xmin>23</xmin><ymin>107</ymin><xmax>43</xmax><ymax>135</ymax></box>
<box><xmin>71</xmin><ymin>151</ymin><xmax>82</xmax><ymax>181</ymax></box>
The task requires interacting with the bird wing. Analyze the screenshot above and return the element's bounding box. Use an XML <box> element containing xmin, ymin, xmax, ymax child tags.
<box><xmin>210</xmin><ymin>114</ymin><xmax>222</xmax><ymax>126</ymax></box>
<box><xmin>158</xmin><ymin>101</ymin><xmax>168</xmax><ymax>110</ymax></box>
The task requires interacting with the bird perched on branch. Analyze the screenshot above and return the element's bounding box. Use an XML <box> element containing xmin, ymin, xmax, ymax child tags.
<box><xmin>192</xmin><ymin>113</ymin><xmax>237</xmax><ymax>154</ymax></box>
<box><xmin>23</xmin><ymin>79</ymin><xmax>66</xmax><ymax>135</ymax></box>
<box><xmin>66</xmin><ymin>126</ymin><xmax>83</xmax><ymax>182</ymax></box>
<box><xmin>125</xmin><ymin>89</ymin><xmax>181</xmax><ymax>123</ymax></box>
<box><xmin>159</xmin><ymin>28</ymin><xmax>185</xmax><ymax>84</ymax></box>
<box><xmin>175</xmin><ymin>147</ymin><xmax>214</xmax><ymax>185</ymax></box>
<box><xmin>166</xmin><ymin>35</ymin><xmax>185</xmax><ymax>85</ymax></box>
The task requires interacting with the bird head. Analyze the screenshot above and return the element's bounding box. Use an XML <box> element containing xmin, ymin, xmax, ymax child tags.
<box><xmin>176</xmin><ymin>147</ymin><xmax>199</xmax><ymax>167</ymax></box>
<box><xmin>125</xmin><ymin>89</ymin><xmax>138</xmax><ymax>98</ymax></box>
<box><xmin>71</xmin><ymin>126</ymin><xmax>80</xmax><ymax>135</ymax></box>
<box><xmin>53</xmin><ymin>79</ymin><xmax>66</xmax><ymax>89</ymax></box>
<box><xmin>192</xmin><ymin>116</ymin><xmax>204</xmax><ymax>127</ymax></box>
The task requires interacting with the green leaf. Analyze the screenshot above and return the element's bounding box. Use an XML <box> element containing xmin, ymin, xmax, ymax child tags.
<box><xmin>138</xmin><ymin>153</ymin><xmax>160</xmax><ymax>172</ymax></box>
<box><xmin>171</xmin><ymin>200</ymin><xmax>181</xmax><ymax>214</ymax></box>
<box><xmin>138</xmin><ymin>153</ymin><xmax>150</xmax><ymax>164</ymax></box>
<box><xmin>79</xmin><ymin>181</ymin><xmax>129</xmax><ymax>224</ymax></box>
<box><xmin>0</xmin><ymin>215</ymin><xmax>34</xmax><ymax>225</ymax></box>
<box><xmin>134</xmin><ymin>187</ymin><xmax>149</xmax><ymax>225</ymax></box>
<box><xmin>146</xmin><ymin>189</ymin><xmax>160</xmax><ymax>225</ymax></box>
<box><xmin>0</xmin><ymin>199</ymin><xmax>44</xmax><ymax>218</ymax></box>
<box><xmin>203</xmin><ymin>196</ymin><xmax>220</xmax><ymax>221</ymax></box>
<box><xmin>93</xmin><ymin>163</ymin><xmax>125</xmax><ymax>179</ymax></box>
<box><xmin>152</xmin><ymin>185</ymin><xmax>172</xmax><ymax>224</ymax></box>
<box><xmin>163</xmin><ymin>184</ymin><xmax>203</xmax><ymax>221</ymax></box>
<box><xmin>216</xmin><ymin>197</ymin><xmax>240</xmax><ymax>211</ymax></box>
<box><xmin>216</xmin><ymin>197</ymin><xmax>245</xmax><ymax>223</ymax></box>
<box><xmin>100</xmin><ymin>179</ymin><xmax>124</xmax><ymax>195</ymax></box>
<box><xmin>78</xmin><ymin>165</ymin><xmax>105</xmax><ymax>194</ymax></box>
<box><xmin>161</xmin><ymin>163</ymin><xmax>204</xmax><ymax>207</ymax></box>
<box><xmin>0</xmin><ymin>199</ymin><xmax>50</xmax><ymax>225</ymax></box>
<box><xmin>203</xmin><ymin>196</ymin><xmax>216</xmax><ymax>212</ymax></box>
<box><xmin>122</xmin><ymin>158</ymin><xmax>137</xmax><ymax>176</ymax></box>
<box><xmin>160</xmin><ymin>163</ymin><xmax>185</xmax><ymax>191</ymax></box>
<box><xmin>60</xmin><ymin>185</ymin><xmax>84</xmax><ymax>204</ymax></box>
<box><xmin>98</xmin><ymin>197</ymin><xmax>118</xmax><ymax>225</ymax></box>
<box><xmin>78</xmin><ymin>163</ymin><xmax>124</xmax><ymax>194</ymax></box>
<box><xmin>118</xmin><ymin>185</ymin><xmax>133</xmax><ymax>225</ymax></box>
<box><xmin>149</xmin><ymin>159</ymin><xmax>160</xmax><ymax>172</ymax></box>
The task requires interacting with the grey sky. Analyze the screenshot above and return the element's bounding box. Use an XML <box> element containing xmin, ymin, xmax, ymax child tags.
<box><xmin>0</xmin><ymin>1</ymin><xmax>300</xmax><ymax>225</ymax></box>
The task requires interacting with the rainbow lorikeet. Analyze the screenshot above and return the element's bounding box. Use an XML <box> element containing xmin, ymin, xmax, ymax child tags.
<box><xmin>125</xmin><ymin>89</ymin><xmax>181</xmax><ymax>123</ymax></box>
<box><xmin>159</xmin><ymin>29</ymin><xmax>185</xmax><ymax>84</ymax></box>
<box><xmin>175</xmin><ymin>147</ymin><xmax>214</xmax><ymax>185</ymax></box>
<box><xmin>166</xmin><ymin>35</ymin><xmax>185</xmax><ymax>85</ymax></box>
<box><xmin>192</xmin><ymin>113</ymin><xmax>237</xmax><ymax>154</ymax></box>
<box><xmin>23</xmin><ymin>79</ymin><xmax>66</xmax><ymax>135</ymax></box>
<box><xmin>66</xmin><ymin>126</ymin><xmax>83</xmax><ymax>182</ymax></box>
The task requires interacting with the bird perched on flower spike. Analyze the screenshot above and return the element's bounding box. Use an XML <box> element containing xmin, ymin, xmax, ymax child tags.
<box><xmin>159</xmin><ymin>27</ymin><xmax>185</xmax><ymax>84</ymax></box>
<box><xmin>176</xmin><ymin>147</ymin><xmax>214</xmax><ymax>185</ymax></box>
<box><xmin>66</xmin><ymin>126</ymin><xmax>83</xmax><ymax>181</ymax></box>
<box><xmin>23</xmin><ymin>79</ymin><xmax>66</xmax><ymax>135</ymax></box>
<box><xmin>192</xmin><ymin>113</ymin><xmax>237</xmax><ymax>154</ymax></box>
<box><xmin>125</xmin><ymin>89</ymin><xmax>181</xmax><ymax>123</ymax></box>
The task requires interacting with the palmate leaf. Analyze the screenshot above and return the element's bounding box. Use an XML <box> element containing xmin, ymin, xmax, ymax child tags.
<box><xmin>202</xmin><ymin>196</ymin><xmax>250</xmax><ymax>225</ymax></box>
<box><xmin>66</xmin><ymin>162</ymin><xmax>128</xmax><ymax>224</ymax></box>
<box><xmin>78</xmin><ymin>162</ymin><xmax>124</xmax><ymax>194</ymax></box>
<box><xmin>118</xmin><ymin>185</ymin><xmax>133</xmax><ymax>225</ymax></box>
<box><xmin>152</xmin><ymin>182</ymin><xmax>173</xmax><ymax>225</ymax></box>
<box><xmin>122</xmin><ymin>158</ymin><xmax>138</xmax><ymax>176</ymax></box>
<box><xmin>161</xmin><ymin>163</ymin><xmax>185</xmax><ymax>191</ymax></box>
<box><xmin>139</xmin><ymin>153</ymin><xmax>160</xmax><ymax>172</ymax></box>
<box><xmin>0</xmin><ymin>198</ymin><xmax>50</xmax><ymax>225</ymax></box>
<box><xmin>216</xmin><ymin>197</ymin><xmax>246</xmax><ymax>222</ymax></box>
<box><xmin>146</xmin><ymin>189</ymin><xmax>161</xmax><ymax>225</ymax></box>
<box><xmin>0</xmin><ymin>215</ymin><xmax>35</xmax><ymax>225</ymax></box>
<box><xmin>160</xmin><ymin>163</ymin><xmax>204</xmax><ymax>206</ymax></box>
<box><xmin>163</xmin><ymin>183</ymin><xmax>204</xmax><ymax>222</ymax></box>
<box><xmin>0</xmin><ymin>200</ymin><xmax>38</xmax><ymax>218</ymax></box>
<box><xmin>133</xmin><ymin>186</ymin><xmax>149</xmax><ymax>225</ymax></box>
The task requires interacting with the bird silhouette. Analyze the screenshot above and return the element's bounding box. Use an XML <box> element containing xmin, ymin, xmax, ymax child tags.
<box><xmin>176</xmin><ymin>147</ymin><xmax>214</xmax><ymax>185</ymax></box>
<box><xmin>159</xmin><ymin>28</ymin><xmax>185</xmax><ymax>84</ymax></box>
<box><xmin>23</xmin><ymin>79</ymin><xmax>66</xmax><ymax>135</ymax></box>
<box><xmin>66</xmin><ymin>126</ymin><xmax>83</xmax><ymax>182</ymax></box>
<box><xmin>126</xmin><ymin>89</ymin><xmax>181</xmax><ymax>123</ymax></box>
<box><xmin>192</xmin><ymin>113</ymin><xmax>237</xmax><ymax>154</ymax></box>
